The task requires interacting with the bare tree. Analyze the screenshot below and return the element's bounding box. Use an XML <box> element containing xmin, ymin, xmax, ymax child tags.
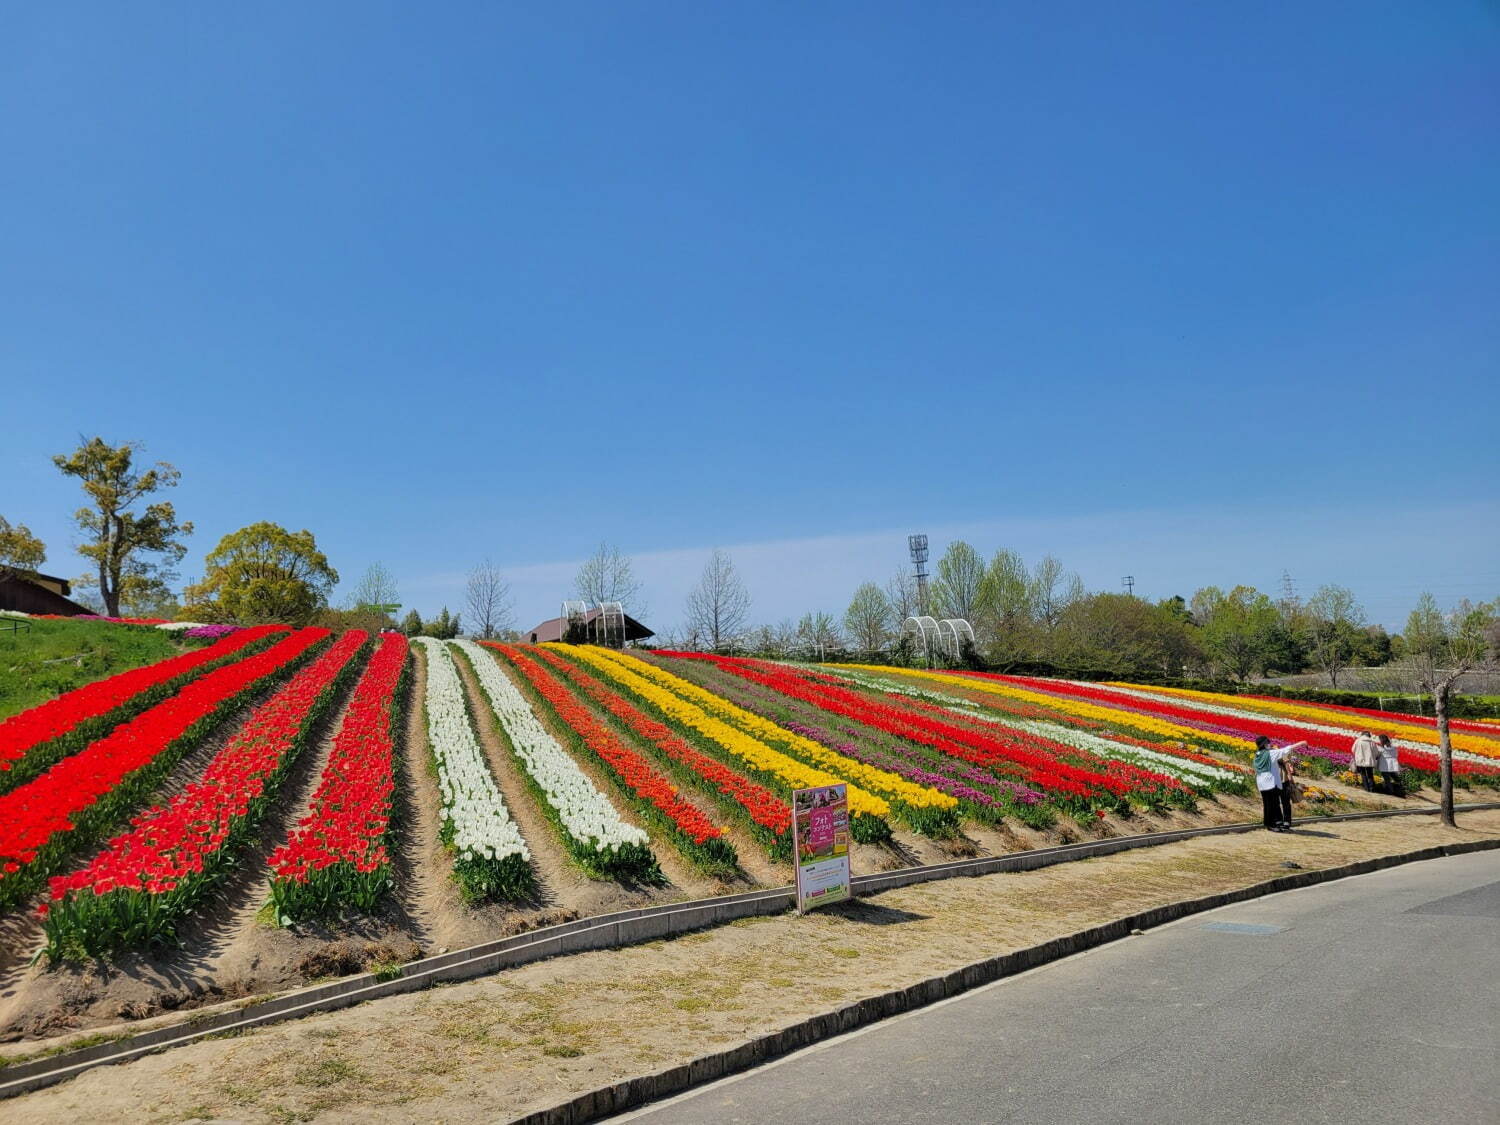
<box><xmin>465</xmin><ymin>558</ymin><xmax>513</xmax><ymax>640</ymax></box>
<box><xmin>344</xmin><ymin>562</ymin><xmax>401</xmax><ymax>630</ymax></box>
<box><xmin>1401</xmin><ymin>593</ymin><xmax>1497</xmax><ymax>826</ymax></box>
<box><xmin>575</xmin><ymin>542</ymin><xmax>642</xmax><ymax>609</ymax></box>
<box><xmin>684</xmin><ymin>548</ymin><xmax>751</xmax><ymax>650</ymax></box>
<box><xmin>797</xmin><ymin>611</ymin><xmax>843</xmax><ymax>659</ymax></box>
<box><xmin>844</xmin><ymin>582</ymin><xmax>894</xmax><ymax>655</ymax></box>
<box><xmin>1305</xmin><ymin>584</ymin><xmax>1365</xmax><ymax>688</ymax></box>
<box><xmin>884</xmin><ymin>569</ymin><xmax>918</xmax><ymax>623</ymax></box>
<box><xmin>931</xmin><ymin>541</ymin><xmax>987</xmax><ymax>623</ymax></box>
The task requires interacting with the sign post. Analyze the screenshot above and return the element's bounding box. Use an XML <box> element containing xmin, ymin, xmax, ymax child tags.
<box><xmin>791</xmin><ymin>783</ymin><xmax>851</xmax><ymax>913</ymax></box>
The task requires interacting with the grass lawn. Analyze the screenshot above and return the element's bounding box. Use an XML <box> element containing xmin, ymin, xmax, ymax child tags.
<box><xmin>0</xmin><ymin>617</ymin><xmax>190</xmax><ymax>720</ymax></box>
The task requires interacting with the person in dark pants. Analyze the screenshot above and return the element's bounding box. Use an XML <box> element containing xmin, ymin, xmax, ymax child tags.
<box><xmin>1377</xmin><ymin>734</ymin><xmax>1404</xmax><ymax>797</ymax></box>
<box><xmin>1351</xmin><ymin>731</ymin><xmax>1379</xmax><ymax>791</ymax></box>
<box><xmin>1278</xmin><ymin>753</ymin><xmax>1298</xmax><ymax>827</ymax></box>
<box><xmin>1254</xmin><ymin>736</ymin><xmax>1306</xmax><ymax>832</ymax></box>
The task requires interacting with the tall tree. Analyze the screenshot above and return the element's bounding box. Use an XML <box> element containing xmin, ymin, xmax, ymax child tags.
<box><xmin>1305</xmin><ymin>584</ymin><xmax>1365</xmax><ymax>688</ymax></box>
<box><xmin>1028</xmin><ymin>555</ymin><xmax>1075</xmax><ymax>629</ymax></box>
<box><xmin>575</xmin><ymin>542</ymin><xmax>642</xmax><ymax>609</ymax></box>
<box><xmin>423</xmin><ymin>606</ymin><xmax>462</xmax><ymax>639</ymax></box>
<box><xmin>348</xmin><ymin>562</ymin><xmax>400</xmax><ymax>613</ymax></box>
<box><xmin>884</xmin><ymin>568</ymin><xmax>918</xmax><ymax>622</ymax></box>
<box><xmin>0</xmin><ymin>515</ymin><xmax>46</xmax><ymax>578</ymax></box>
<box><xmin>843</xmin><ymin>582</ymin><xmax>893</xmax><ymax>654</ymax></box>
<box><xmin>797</xmin><ymin>611</ymin><xmax>844</xmax><ymax>657</ymax></box>
<box><xmin>1197</xmin><ymin>585</ymin><xmax>1280</xmax><ymax>682</ymax></box>
<box><xmin>684</xmin><ymin>548</ymin><xmax>751</xmax><ymax>650</ymax></box>
<box><xmin>53</xmin><ymin>437</ymin><xmax>192</xmax><ymax>616</ymax></box>
<box><xmin>465</xmin><ymin>558</ymin><xmax>512</xmax><ymax>640</ymax></box>
<box><xmin>980</xmin><ymin>548</ymin><xmax>1036</xmax><ymax>662</ymax></box>
<box><xmin>1402</xmin><ymin>594</ymin><xmax>1497</xmax><ymax>826</ymax></box>
<box><xmin>183</xmin><ymin>522</ymin><xmax>337</xmax><ymax>625</ymax></box>
<box><xmin>399</xmin><ymin>608</ymin><xmax>424</xmax><ymax>636</ymax></box>
<box><xmin>931</xmin><ymin>541</ymin><xmax>986</xmax><ymax>623</ymax></box>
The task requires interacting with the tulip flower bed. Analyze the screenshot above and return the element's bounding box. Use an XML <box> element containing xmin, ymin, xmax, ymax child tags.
<box><xmin>527</xmin><ymin>646</ymin><xmax>792</xmax><ymax>857</ymax></box>
<box><xmin>485</xmin><ymin>644</ymin><xmax>737</xmax><ymax>876</ymax></box>
<box><xmin>661</xmin><ymin>654</ymin><xmax>1154</xmax><ymax>818</ymax></box>
<box><xmin>454</xmin><ymin>641</ymin><xmax>660</xmax><ymax>882</ymax></box>
<box><xmin>825</xmin><ymin>667</ymin><xmax>1246</xmax><ymax>793</ymax></box>
<box><xmin>0</xmin><ymin>625</ymin><xmax>286</xmax><ymax>796</ymax></box>
<box><xmin>558</xmin><ymin>645</ymin><xmax>895</xmax><ymax>843</ymax></box>
<box><xmin>39</xmin><ymin>631</ymin><xmax>369</xmax><ymax>958</ymax></box>
<box><xmin>0</xmin><ymin>628</ymin><xmax>328</xmax><ymax>912</ymax></box>
<box><xmin>965</xmin><ymin>673</ymin><xmax>1500</xmax><ymax>787</ymax></box>
<box><xmin>647</xmin><ymin>655</ymin><xmax>1053</xmax><ymax>827</ymax></box>
<box><xmin>268</xmin><ymin>634</ymin><xmax>410</xmax><ymax>921</ymax></box>
<box><xmin>583</xmin><ymin>648</ymin><xmax>960</xmax><ymax>836</ymax></box>
<box><xmin>414</xmin><ymin>639</ymin><xmax>534</xmax><ymax>903</ymax></box>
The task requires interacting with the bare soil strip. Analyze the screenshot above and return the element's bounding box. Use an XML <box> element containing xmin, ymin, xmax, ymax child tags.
<box><xmin>7</xmin><ymin>810</ymin><xmax>1497</xmax><ymax>1124</ymax></box>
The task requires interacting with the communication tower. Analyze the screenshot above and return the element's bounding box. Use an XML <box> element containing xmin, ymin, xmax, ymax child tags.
<box><xmin>908</xmin><ymin>534</ymin><xmax>930</xmax><ymax>616</ymax></box>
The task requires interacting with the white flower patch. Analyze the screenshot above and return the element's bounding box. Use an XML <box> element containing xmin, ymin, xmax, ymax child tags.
<box><xmin>415</xmin><ymin>638</ymin><xmax>530</xmax><ymax>866</ymax></box>
<box><xmin>455</xmin><ymin>641</ymin><xmax>649</xmax><ymax>853</ymax></box>
<box><xmin>825</xmin><ymin>668</ymin><xmax>1240</xmax><ymax>784</ymax></box>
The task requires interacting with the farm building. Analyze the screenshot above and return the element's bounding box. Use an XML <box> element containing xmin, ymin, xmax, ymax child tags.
<box><xmin>525</xmin><ymin>606</ymin><xmax>654</xmax><ymax>646</ymax></box>
<box><xmin>0</xmin><ymin>570</ymin><xmax>92</xmax><ymax>616</ymax></box>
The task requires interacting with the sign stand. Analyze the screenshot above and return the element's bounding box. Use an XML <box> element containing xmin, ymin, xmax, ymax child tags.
<box><xmin>791</xmin><ymin>784</ymin><xmax>852</xmax><ymax>913</ymax></box>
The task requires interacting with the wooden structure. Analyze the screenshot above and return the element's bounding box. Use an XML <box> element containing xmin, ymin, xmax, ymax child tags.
<box><xmin>0</xmin><ymin>571</ymin><xmax>92</xmax><ymax>616</ymax></box>
<box><xmin>526</xmin><ymin>607</ymin><xmax>654</xmax><ymax>646</ymax></box>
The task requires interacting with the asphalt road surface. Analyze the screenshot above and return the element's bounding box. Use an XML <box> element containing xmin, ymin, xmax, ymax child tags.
<box><xmin>611</xmin><ymin>850</ymin><xmax>1500</xmax><ymax>1125</ymax></box>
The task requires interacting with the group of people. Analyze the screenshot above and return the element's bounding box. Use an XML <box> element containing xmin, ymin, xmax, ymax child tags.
<box><xmin>1350</xmin><ymin>731</ymin><xmax>1404</xmax><ymax>797</ymax></box>
<box><xmin>1254</xmin><ymin>729</ymin><xmax>1408</xmax><ymax>832</ymax></box>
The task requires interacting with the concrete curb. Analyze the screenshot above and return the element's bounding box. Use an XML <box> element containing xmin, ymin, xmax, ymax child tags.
<box><xmin>1</xmin><ymin>801</ymin><xmax>1495</xmax><ymax>1101</ymax></box>
<box><xmin>511</xmin><ymin>836</ymin><xmax>1500</xmax><ymax>1125</ymax></box>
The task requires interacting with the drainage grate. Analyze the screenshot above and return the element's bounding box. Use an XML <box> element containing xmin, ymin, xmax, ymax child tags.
<box><xmin>1199</xmin><ymin>921</ymin><xmax>1286</xmax><ymax>936</ymax></box>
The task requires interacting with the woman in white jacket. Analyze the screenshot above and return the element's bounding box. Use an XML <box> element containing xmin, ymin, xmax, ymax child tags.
<box><xmin>1376</xmin><ymin>734</ymin><xmax>1403</xmax><ymax>797</ymax></box>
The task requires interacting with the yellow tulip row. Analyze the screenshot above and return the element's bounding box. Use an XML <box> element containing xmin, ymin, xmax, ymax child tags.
<box><xmin>1112</xmin><ymin>682</ymin><xmax>1500</xmax><ymax>758</ymax></box>
<box><xmin>843</xmin><ymin>664</ymin><xmax>1256</xmax><ymax>759</ymax></box>
<box><xmin>593</xmin><ymin>650</ymin><xmax>957</xmax><ymax>812</ymax></box>
<box><xmin>553</xmin><ymin>645</ymin><xmax>892</xmax><ymax>818</ymax></box>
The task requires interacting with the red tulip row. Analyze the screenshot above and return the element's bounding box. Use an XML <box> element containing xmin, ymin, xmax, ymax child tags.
<box><xmin>487</xmin><ymin>644</ymin><xmax>737</xmax><ymax>874</ymax></box>
<box><xmin>528</xmin><ymin>646</ymin><xmax>792</xmax><ymax>852</ymax></box>
<box><xmin>0</xmin><ymin>626</ymin><xmax>287</xmax><ymax>796</ymax></box>
<box><xmin>268</xmin><ymin>634</ymin><xmax>410</xmax><ymax>921</ymax></box>
<box><xmin>658</xmin><ymin>653</ymin><xmax>1152</xmax><ymax>811</ymax></box>
<box><xmin>0</xmin><ymin>627</ymin><xmax>329</xmax><ymax>911</ymax></box>
<box><xmin>40</xmin><ymin>631</ymin><xmax>369</xmax><ymax>958</ymax></box>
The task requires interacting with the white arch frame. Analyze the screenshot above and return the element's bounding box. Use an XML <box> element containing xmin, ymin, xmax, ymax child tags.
<box><xmin>937</xmin><ymin>618</ymin><xmax>975</xmax><ymax>659</ymax></box>
<box><xmin>596</xmin><ymin>601</ymin><xmax>626</xmax><ymax>648</ymax></box>
<box><xmin>561</xmin><ymin>600</ymin><xmax>589</xmax><ymax>643</ymax></box>
<box><xmin>902</xmin><ymin>615</ymin><xmax>940</xmax><ymax>664</ymax></box>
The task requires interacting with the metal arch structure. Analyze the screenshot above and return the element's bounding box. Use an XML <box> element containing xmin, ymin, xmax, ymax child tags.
<box><xmin>561</xmin><ymin>600</ymin><xmax>589</xmax><ymax>644</ymax></box>
<box><xmin>936</xmin><ymin>618</ymin><xmax>975</xmax><ymax>660</ymax></box>
<box><xmin>595</xmin><ymin>601</ymin><xmax>626</xmax><ymax>648</ymax></box>
<box><xmin>902</xmin><ymin>615</ymin><xmax>941</xmax><ymax>665</ymax></box>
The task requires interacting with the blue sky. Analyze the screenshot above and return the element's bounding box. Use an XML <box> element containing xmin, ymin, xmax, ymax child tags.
<box><xmin>3</xmin><ymin>3</ymin><xmax>1497</xmax><ymax>631</ymax></box>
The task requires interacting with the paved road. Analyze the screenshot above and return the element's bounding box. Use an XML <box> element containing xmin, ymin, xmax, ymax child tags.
<box><xmin>611</xmin><ymin>851</ymin><xmax>1500</xmax><ymax>1125</ymax></box>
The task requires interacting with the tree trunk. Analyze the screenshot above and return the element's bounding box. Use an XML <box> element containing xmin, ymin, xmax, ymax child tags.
<box><xmin>1435</xmin><ymin>683</ymin><xmax>1455</xmax><ymax>829</ymax></box>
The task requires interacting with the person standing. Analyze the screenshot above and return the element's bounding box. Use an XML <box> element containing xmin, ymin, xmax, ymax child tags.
<box><xmin>1377</xmin><ymin>734</ymin><xmax>1403</xmax><ymax>797</ymax></box>
<box><xmin>1350</xmin><ymin>730</ymin><xmax>1379</xmax><ymax>791</ymax></box>
<box><xmin>1254</xmin><ymin>736</ymin><xmax>1306</xmax><ymax>832</ymax></box>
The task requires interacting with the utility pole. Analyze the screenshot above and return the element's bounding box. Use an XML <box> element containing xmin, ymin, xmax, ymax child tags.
<box><xmin>1122</xmin><ymin>575</ymin><xmax>1135</xmax><ymax>597</ymax></box>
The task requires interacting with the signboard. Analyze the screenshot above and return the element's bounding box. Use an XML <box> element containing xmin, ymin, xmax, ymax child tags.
<box><xmin>792</xmin><ymin>784</ymin><xmax>851</xmax><ymax>912</ymax></box>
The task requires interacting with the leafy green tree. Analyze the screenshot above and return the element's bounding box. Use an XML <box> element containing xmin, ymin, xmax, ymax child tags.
<box><xmin>0</xmin><ymin>515</ymin><xmax>47</xmax><ymax>579</ymax></box>
<box><xmin>422</xmin><ymin>607</ymin><xmax>461</xmax><ymax>639</ymax></box>
<box><xmin>1196</xmin><ymin>585</ymin><xmax>1280</xmax><ymax>682</ymax></box>
<box><xmin>1305</xmin><ymin>584</ymin><xmax>1365</xmax><ymax>687</ymax></box>
<box><xmin>183</xmin><ymin>522</ymin><xmax>338</xmax><ymax>625</ymax></box>
<box><xmin>843</xmin><ymin>583</ymin><xmax>893</xmax><ymax>654</ymax></box>
<box><xmin>53</xmin><ymin>438</ymin><xmax>192</xmax><ymax>616</ymax></box>
<box><xmin>1401</xmin><ymin>593</ymin><xmax>1498</xmax><ymax>826</ymax></box>
<box><xmin>930</xmin><ymin>541</ymin><xmax>987</xmax><ymax>623</ymax></box>
<box><xmin>979</xmin><ymin>548</ymin><xmax>1037</xmax><ymax>664</ymax></box>
<box><xmin>400</xmin><ymin>608</ymin><xmax>424</xmax><ymax>636</ymax></box>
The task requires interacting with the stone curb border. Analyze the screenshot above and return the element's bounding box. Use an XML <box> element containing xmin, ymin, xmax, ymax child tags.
<box><xmin>511</xmin><ymin>836</ymin><xmax>1500</xmax><ymax>1125</ymax></box>
<box><xmin>1</xmin><ymin>801</ymin><xmax>1495</xmax><ymax>1101</ymax></box>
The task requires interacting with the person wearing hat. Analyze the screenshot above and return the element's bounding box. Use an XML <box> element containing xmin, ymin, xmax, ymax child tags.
<box><xmin>1254</xmin><ymin>735</ymin><xmax>1307</xmax><ymax>832</ymax></box>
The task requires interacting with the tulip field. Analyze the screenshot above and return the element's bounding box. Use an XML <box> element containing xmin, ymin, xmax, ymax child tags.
<box><xmin>2</xmin><ymin>627</ymin><xmax>1499</xmax><ymax>1038</ymax></box>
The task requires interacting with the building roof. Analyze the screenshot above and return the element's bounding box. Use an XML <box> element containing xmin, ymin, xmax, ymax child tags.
<box><xmin>526</xmin><ymin>608</ymin><xmax>655</xmax><ymax>644</ymax></box>
<box><xmin>0</xmin><ymin>571</ymin><xmax>91</xmax><ymax>616</ymax></box>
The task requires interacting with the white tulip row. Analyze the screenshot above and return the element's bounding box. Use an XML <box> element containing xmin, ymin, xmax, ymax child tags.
<box><xmin>456</xmin><ymin>641</ymin><xmax>650</xmax><ymax>855</ymax></box>
<box><xmin>829</xmin><ymin>668</ymin><xmax>1241</xmax><ymax>786</ymax></box>
<box><xmin>415</xmin><ymin>638</ymin><xmax>531</xmax><ymax>867</ymax></box>
<box><xmin>1098</xmin><ymin>681</ymin><xmax>1497</xmax><ymax>768</ymax></box>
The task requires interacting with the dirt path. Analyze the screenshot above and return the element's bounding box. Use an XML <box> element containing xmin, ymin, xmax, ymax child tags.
<box><xmin>10</xmin><ymin>810</ymin><xmax>1497</xmax><ymax>1124</ymax></box>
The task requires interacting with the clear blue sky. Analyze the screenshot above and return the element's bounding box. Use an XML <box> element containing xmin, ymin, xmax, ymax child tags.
<box><xmin>4</xmin><ymin>3</ymin><xmax>1497</xmax><ymax>630</ymax></box>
